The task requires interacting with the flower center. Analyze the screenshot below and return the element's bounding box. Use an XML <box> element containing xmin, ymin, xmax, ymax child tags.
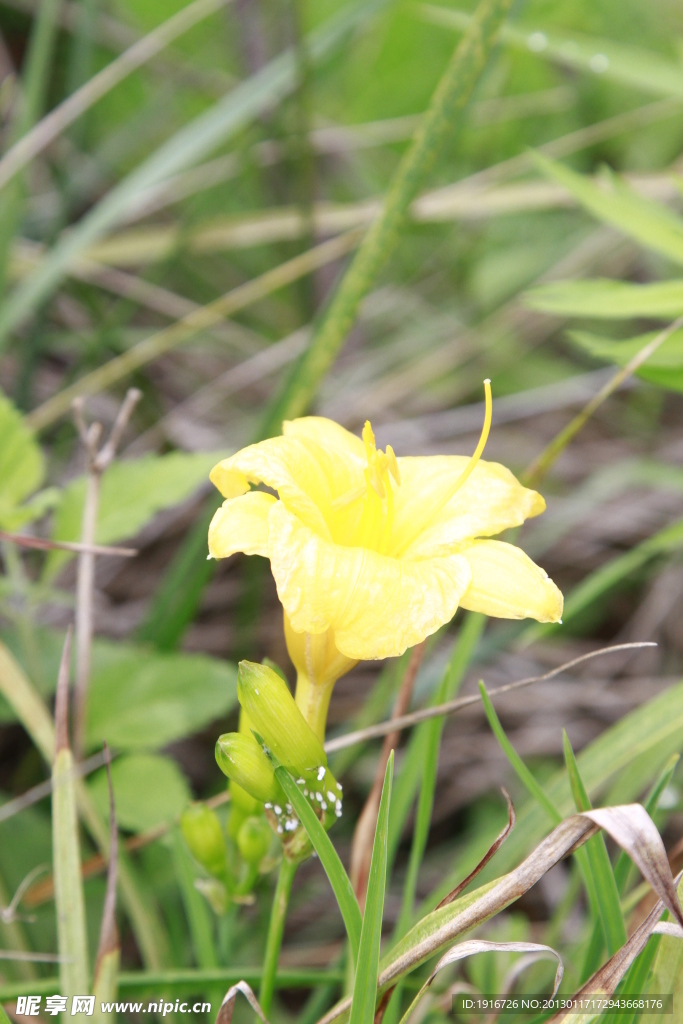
<box><xmin>331</xmin><ymin>421</ymin><xmax>400</xmax><ymax>551</ymax></box>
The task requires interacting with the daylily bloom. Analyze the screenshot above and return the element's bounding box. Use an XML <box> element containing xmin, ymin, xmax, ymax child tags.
<box><xmin>208</xmin><ymin>383</ymin><xmax>562</xmax><ymax>695</ymax></box>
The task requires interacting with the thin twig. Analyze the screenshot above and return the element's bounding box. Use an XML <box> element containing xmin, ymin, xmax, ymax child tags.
<box><xmin>23</xmin><ymin>790</ymin><xmax>231</xmax><ymax>907</ymax></box>
<box><xmin>523</xmin><ymin>315</ymin><xmax>683</xmax><ymax>487</ymax></box>
<box><xmin>0</xmin><ymin>750</ymin><xmax>112</xmax><ymax>823</ymax></box>
<box><xmin>349</xmin><ymin>642</ymin><xmax>426</xmax><ymax>905</ymax></box>
<box><xmin>323</xmin><ymin>642</ymin><xmax>657</xmax><ymax>754</ymax></box>
<box><xmin>0</xmin><ymin>531</ymin><xmax>137</xmax><ymax>557</ymax></box>
<box><xmin>73</xmin><ymin>389</ymin><xmax>142</xmax><ymax>760</ymax></box>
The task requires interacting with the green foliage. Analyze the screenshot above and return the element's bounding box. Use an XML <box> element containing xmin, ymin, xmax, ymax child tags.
<box><xmin>350</xmin><ymin>752</ymin><xmax>393</xmax><ymax>1024</ymax></box>
<box><xmin>0</xmin><ymin>390</ymin><xmax>55</xmax><ymax>530</ymax></box>
<box><xmin>568</xmin><ymin>327</ymin><xmax>683</xmax><ymax>391</ymax></box>
<box><xmin>86</xmin><ymin>643</ymin><xmax>237</xmax><ymax>751</ymax></box>
<box><xmin>47</xmin><ymin>450</ymin><xmax>223</xmax><ymax>577</ymax></box>
<box><xmin>88</xmin><ymin>753</ymin><xmax>191</xmax><ymax>833</ymax></box>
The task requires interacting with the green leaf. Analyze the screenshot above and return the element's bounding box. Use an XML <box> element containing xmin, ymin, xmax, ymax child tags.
<box><xmin>88</xmin><ymin>753</ymin><xmax>191</xmax><ymax>833</ymax></box>
<box><xmin>46</xmin><ymin>450</ymin><xmax>223</xmax><ymax>578</ymax></box>
<box><xmin>350</xmin><ymin>752</ymin><xmax>393</xmax><ymax>1024</ymax></box>
<box><xmin>563</xmin><ymin>731</ymin><xmax>626</xmax><ymax>957</ymax></box>
<box><xmin>642</xmin><ymin>876</ymin><xmax>683</xmax><ymax>1020</ymax></box>
<box><xmin>533</xmin><ymin>153</ymin><xmax>683</xmax><ymax>266</ymax></box>
<box><xmin>86</xmin><ymin>643</ymin><xmax>237</xmax><ymax>751</ymax></box>
<box><xmin>275</xmin><ymin>766</ymin><xmax>362</xmax><ymax>962</ymax></box>
<box><xmin>567</xmin><ymin>327</ymin><xmax>683</xmax><ymax>392</ymax></box>
<box><xmin>525</xmin><ymin>278</ymin><xmax>683</xmax><ymax>320</ymax></box>
<box><xmin>0</xmin><ymin>389</ymin><xmax>46</xmax><ymax>530</ymax></box>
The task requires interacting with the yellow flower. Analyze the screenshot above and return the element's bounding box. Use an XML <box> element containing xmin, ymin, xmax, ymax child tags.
<box><xmin>208</xmin><ymin>382</ymin><xmax>562</xmax><ymax>665</ymax></box>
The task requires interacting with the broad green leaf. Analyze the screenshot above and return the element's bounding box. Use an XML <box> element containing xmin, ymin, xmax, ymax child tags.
<box><xmin>567</xmin><ymin>327</ymin><xmax>683</xmax><ymax>391</ymax></box>
<box><xmin>276</xmin><ymin>766</ymin><xmax>362</xmax><ymax>962</ymax></box>
<box><xmin>533</xmin><ymin>153</ymin><xmax>683</xmax><ymax>266</ymax></box>
<box><xmin>88</xmin><ymin>753</ymin><xmax>191</xmax><ymax>833</ymax></box>
<box><xmin>525</xmin><ymin>278</ymin><xmax>683</xmax><ymax>319</ymax></box>
<box><xmin>0</xmin><ymin>389</ymin><xmax>47</xmax><ymax>529</ymax></box>
<box><xmin>350</xmin><ymin>752</ymin><xmax>393</xmax><ymax>1024</ymax></box>
<box><xmin>563</xmin><ymin>731</ymin><xmax>626</xmax><ymax>957</ymax></box>
<box><xmin>421</xmin><ymin>7</ymin><xmax>683</xmax><ymax>98</ymax></box>
<box><xmin>86</xmin><ymin>643</ymin><xmax>237</xmax><ymax>751</ymax></box>
<box><xmin>46</xmin><ymin>450</ymin><xmax>222</xmax><ymax>577</ymax></box>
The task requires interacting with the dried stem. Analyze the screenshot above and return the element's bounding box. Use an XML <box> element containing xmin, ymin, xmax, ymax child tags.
<box><xmin>350</xmin><ymin>642</ymin><xmax>426</xmax><ymax>906</ymax></box>
<box><xmin>72</xmin><ymin>389</ymin><xmax>141</xmax><ymax>759</ymax></box>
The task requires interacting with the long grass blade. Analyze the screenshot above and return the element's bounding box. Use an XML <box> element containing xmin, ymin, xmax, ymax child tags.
<box><xmin>52</xmin><ymin>628</ymin><xmax>90</xmax><ymax>1004</ymax></box>
<box><xmin>563</xmin><ymin>731</ymin><xmax>626</xmax><ymax>958</ymax></box>
<box><xmin>260</xmin><ymin>0</ymin><xmax>514</xmax><ymax>437</ymax></box>
<box><xmin>275</xmin><ymin>766</ymin><xmax>362</xmax><ymax>963</ymax></box>
<box><xmin>349</xmin><ymin>751</ymin><xmax>393</xmax><ymax>1024</ymax></box>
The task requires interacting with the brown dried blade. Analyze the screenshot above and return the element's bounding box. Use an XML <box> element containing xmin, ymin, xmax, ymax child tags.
<box><xmin>215</xmin><ymin>981</ymin><xmax>269</xmax><ymax>1024</ymax></box>
<box><xmin>437</xmin><ymin>789</ymin><xmax>515</xmax><ymax>909</ymax></box>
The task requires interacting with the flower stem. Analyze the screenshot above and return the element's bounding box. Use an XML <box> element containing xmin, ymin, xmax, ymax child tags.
<box><xmin>259</xmin><ymin>856</ymin><xmax>298</xmax><ymax>1015</ymax></box>
<box><xmin>294</xmin><ymin>672</ymin><xmax>335</xmax><ymax>743</ymax></box>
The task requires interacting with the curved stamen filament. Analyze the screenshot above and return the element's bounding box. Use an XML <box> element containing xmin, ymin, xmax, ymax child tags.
<box><xmin>393</xmin><ymin>380</ymin><xmax>492</xmax><ymax>556</ymax></box>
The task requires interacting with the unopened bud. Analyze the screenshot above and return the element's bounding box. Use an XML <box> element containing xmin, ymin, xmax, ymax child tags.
<box><xmin>237</xmin><ymin>661</ymin><xmax>326</xmax><ymax>771</ymax></box>
<box><xmin>215</xmin><ymin>732</ymin><xmax>283</xmax><ymax>804</ymax></box>
<box><xmin>237</xmin><ymin>815</ymin><xmax>271</xmax><ymax>864</ymax></box>
<box><xmin>229</xmin><ymin>780</ymin><xmax>259</xmax><ymax>815</ymax></box>
<box><xmin>180</xmin><ymin>803</ymin><xmax>226</xmax><ymax>879</ymax></box>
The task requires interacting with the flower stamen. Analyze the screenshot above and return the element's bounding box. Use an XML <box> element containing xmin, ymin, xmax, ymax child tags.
<box><xmin>393</xmin><ymin>380</ymin><xmax>492</xmax><ymax>556</ymax></box>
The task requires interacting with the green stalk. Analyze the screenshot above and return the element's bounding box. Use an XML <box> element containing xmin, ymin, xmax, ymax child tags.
<box><xmin>259</xmin><ymin>857</ymin><xmax>298</xmax><ymax>1016</ymax></box>
<box><xmin>260</xmin><ymin>0</ymin><xmax>513</xmax><ymax>436</ymax></box>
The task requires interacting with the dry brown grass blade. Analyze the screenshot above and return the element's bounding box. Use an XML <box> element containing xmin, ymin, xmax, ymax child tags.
<box><xmin>550</xmin><ymin>873</ymin><xmax>683</xmax><ymax>1022</ymax></box>
<box><xmin>316</xmin><ymin>806</ymin><xmax>682</xmax><ymax>1024</ymax></box>
<box><xmin>436</xmin><ymin>789</ymin><xmax>515</xmax><ymax>909</ymax></box>
<box><xmin>401</xmin><ymin>939</ymin><xmax>564</xmax><ymax>1024</ymax></box>
<box><xmin>215</xmin><ymin>981</ymin><xmax>269</xmax><ymax>1024</ymax></box>
<box><xmin>350</xmin><ymin>641</ymin><xmax>426</xmax><ymax>905</ymax></box>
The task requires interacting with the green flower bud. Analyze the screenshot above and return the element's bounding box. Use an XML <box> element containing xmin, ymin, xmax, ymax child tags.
<box><xmin>229</xmin><ymin>780</ymin><xmax>259</xmax><ymax>816</ymax></box>
<box><xmin>180</xmin><ymin>803</ymin><xmax>226</xmax><ymax>879</ymax></box>
<box><xmin>237</xmin><ymin>661</ymin><xmax>326</xmax><ymax>772</ymax></box>
<box><xmin>215</xmin><ymin>732</ymin><xmax>283</xmax><ymax>805</ymax></box>
<box><xmin>237</xmin><ymin>815</ymin><xmax>271</xmax><ymax>864</ymax></box>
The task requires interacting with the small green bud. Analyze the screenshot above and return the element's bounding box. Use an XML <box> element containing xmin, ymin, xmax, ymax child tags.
<box><xmin>237</xmin><ymin>661</ymin><xmax>326</xmax><ymax>772</ymax></box>
<box><xmin>215</xmin><ymin>732</ymin><xmax>283</xmax><ymax>805</ymax></box>
<box><xmin>237</xmin><ymin>815</ymin><xmax>271</xmax><ymax>864</ymax></box>
<box><xmin>180</xmin><ymin>803</ymin><xmax>226</xmax><ymax>878</ymax></box>
<box><xmin>229</xmin><ymin>780</ymin><xmax>259</xmax><ymax>816</ymax></box>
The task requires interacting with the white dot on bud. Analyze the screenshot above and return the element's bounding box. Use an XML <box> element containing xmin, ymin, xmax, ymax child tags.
<box><xmin>274</xmin><ymin>805</ymin><xmax>282</xmax><ymax>815</ymax></box>
<box><xmin>317</xmin><ymin>766</ymin><xmax>325</xmax><ymax>781</ymax></box>
<box><xmin>527</xmin><ymin>31</ymin><xmax>547</xmax><ymax>52</ymax></box>
<box><xmin>589</xmin><ymin>53</ymin><xmax>609</xmax><ymax>73</ymax></box>
<box><xmin>327</xmin><ymin>791</ymin><xmax>336</xmax><ymax>802</ymax></box>
<box><xmin>321</xmin><ymin>802</ymin><xmax>328</xmax><ymax>810</ymax></box>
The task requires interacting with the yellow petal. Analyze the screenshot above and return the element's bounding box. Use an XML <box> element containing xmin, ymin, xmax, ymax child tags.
<box><xmin>283</xmin><ymin>416</ymin><xmax>366</xmax><ymax>466</ymax></box>
<box><xmin>267</xmin><ymin>502</ymin><xmax>472</xmax><ymax>660</ymax></box>
<box><xmin>458</xmin><ymin>539</ymin><xmax>563</xmax><ymax>623</ymax></box>
<box><xmin>210</xmin><ymin>436</ymin><xmax>336</xmax><ymax>538</ymax></box>
<box><xmin>208</xmin><ymin>491</ymin><xmax>276</xmax><ymax>559</ymax></box>
<box><xmin>390</xmin><ymin>457</ymin><xmax>546</xmax><ymax>558</ymax></box>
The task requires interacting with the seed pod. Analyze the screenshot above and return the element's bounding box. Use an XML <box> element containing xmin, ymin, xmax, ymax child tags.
<box><xmin>237</xmin><ymin>815</ymin><xmax>272</xmax><ymax>864</ymax></box>
<box><xmin>237</xmin><ymin>660</ymin><xmax>326</xmax><ymax>771</ymax></box>
<box><xmin>215</xmin><ymin>731</ymin><xmax>283</xmax><ymax>804</ymax></box>
<box><xmin>180</xmin><ymin>803</ymin><xmax>226</xmax><ymax>879</ymax></box>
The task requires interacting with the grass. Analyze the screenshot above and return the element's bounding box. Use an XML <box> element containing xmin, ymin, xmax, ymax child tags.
<box><xmin>0</xmin><ymin>0</ymin><xmax>683</xmax><ymax>1019</ymax></box>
